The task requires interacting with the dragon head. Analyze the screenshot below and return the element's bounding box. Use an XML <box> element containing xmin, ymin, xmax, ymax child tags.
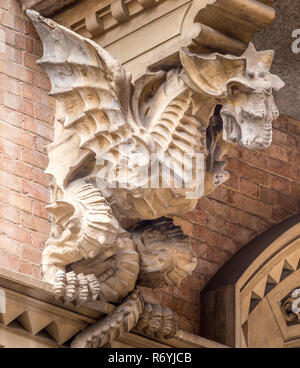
<box><xmin>180</xmin><ymin>43</ymin><xmax>284</xmax><ymax>150</ymax></box>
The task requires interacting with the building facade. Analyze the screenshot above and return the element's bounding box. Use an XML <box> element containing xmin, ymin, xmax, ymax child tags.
<box><xmin>0</xmin><ymin>0</ymin><xmax>299</xmax><ymax>348</ymax></box>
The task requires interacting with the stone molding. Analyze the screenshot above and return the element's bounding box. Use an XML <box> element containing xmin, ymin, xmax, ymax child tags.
<box><xmin>51</xmin><ymin>0</ymin><xmax>277</xmax><ymax>80</ymax></box>
<box><xmin>0</xmin><ymin>266</ymin><xmax>227</xmax><ymax>348</ymax></box>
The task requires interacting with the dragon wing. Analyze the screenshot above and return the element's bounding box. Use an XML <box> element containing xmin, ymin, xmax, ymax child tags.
<box><xmin>27</xmin><ymin>10</ymin><xmax>137</xmax><ymax>188</ymax></box>
<box><xmin>133</xmin><ymin>68</ymin><xmax>209</xmax><ymax>195</ymax></box>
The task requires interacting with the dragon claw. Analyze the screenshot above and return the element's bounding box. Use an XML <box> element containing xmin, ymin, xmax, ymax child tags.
<box><xmin>54</xmin><ymin>270</ymin><xmax>101</xmax><ymax>305</ymax></box>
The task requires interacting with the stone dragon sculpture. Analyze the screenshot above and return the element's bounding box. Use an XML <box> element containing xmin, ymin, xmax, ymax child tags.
<box><xmin>27</xmin><ymin>10</ymin><xmax>284</xmax><ymax>348</ymax></box>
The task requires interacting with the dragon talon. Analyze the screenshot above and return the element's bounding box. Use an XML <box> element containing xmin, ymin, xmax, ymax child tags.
<box><xmin>53</xmin><ymin>270</ymin><xmax>66</xmax><ymax>300</ymax></box>
<box><xmin>76</xmin><ymin>274</ymin><xmax>89</xmax><ymax>306</ymax></box>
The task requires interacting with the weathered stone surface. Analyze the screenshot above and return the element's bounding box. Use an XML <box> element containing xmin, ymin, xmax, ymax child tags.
<box><xmin>27</xmin><ymin>10</ymin><xmax>283</xmax><ymax>347</ymax></box>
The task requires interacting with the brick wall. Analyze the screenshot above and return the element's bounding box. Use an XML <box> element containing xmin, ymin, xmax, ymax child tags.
<box><xmin>0</xmin><ymin>0</ymin><xmax>54</xmax><ymax>279</ymax></box>
<box><xmin>142</xmin><ymin>115</ymin><xmax>300</xmax><ymax>334</ymax></box>
<box><xmin>0</xmin><ymin>0</ymin><xmax>299</xmax><ymax>336</ymax></box>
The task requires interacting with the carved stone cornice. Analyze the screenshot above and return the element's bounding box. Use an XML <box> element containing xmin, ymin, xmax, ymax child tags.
<box><xmin>51</xmin><ymin>0</ymin><xmax>277</xmax><ymax>79</ymax></box>
<box><xmin>0</xmin><ymin>266</ymin><xmax>227</xmax><ymax>348</ymax></box>
<box><xmin>18</xmin><ymin>0</ymin><xmax>81</xmax><ymax>16</ymax></box>
<box><xmin>0</xmin><ymin>266</ymin><xmax>110</xmax><ymax>346</ymax></box>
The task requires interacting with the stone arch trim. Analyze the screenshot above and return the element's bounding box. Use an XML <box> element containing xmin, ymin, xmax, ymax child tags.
<box><xmin>201</xmin><ymin>215</ymin><xmax>300</xmax><ymax>347</ymax></box>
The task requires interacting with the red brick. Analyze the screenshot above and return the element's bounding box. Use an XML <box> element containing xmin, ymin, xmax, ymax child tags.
<box><xmin>23</xmin><ymin>84</ymin><xmax>41</xmax><ymax>103</ymax></box>
<box><xmin>292</xmin><ymin>182</ymin><xmax>300</xmax><ymax>197</ymax></box>
<box><xmin>0</xmin><ymin>121</ymin><xmax>34</xmax><ymax>148</ymax></box>
<box><xmin>173</xmin><ymin>283</ymin><xmax>200</xmax><ymax>304</ymax></box>
<box><xmin>160</xmin><ymin>292</ymin><xmax>186</xmax><ymax>316</ymax></box>
<box><xmin>0</xmin><ymin>252</ymin><xmax>19</xmax><ymax>272</ymax></box>
<box><xmin>33</xmin><ymin>167</ymin><xmax>51</xmax><ymax>187</ymax></box>
<box><xmin>0</xmin><ymin>0</ymin><xmax>22</xmax><ymax>15</ymax></box>
<box><xmin>0</xmin><ymin>234</ymin><xmax>21</xmax><ymax>256</ymax></box>
<box><xmin>227</xmin><ymin>223</ymin><xmax>254</xmax><ymax>246</ymax></box>
<box><xmin>260</xmin><ymin>187</ymin><xmax>300</xmax><ymax>213</ymax></box>
<box><xmin>23</xmin><ymin>52</ymin><xmax>41</xmax><ymax>72</ymax></box>
<box><xmin>273</xmin><ymin>116</ymin><xmax>288</xmax><ymax>132</ymax></box>
<box><xmin>1</xmin><ymin>11</ymin><xmax>15</xmax><ymax>29</ymax></box>
<box><xmin>0</xmin><ymin>137</ymin><xmax>21</xmax><ymax>159</ymax></box>
<box><xmin>224</xmin><ymin>173</ymin><xmax>238</xmax><ymax>190</ymax></box>
<box><xmin>23</xmin><ymin>116</ymin><xmax>53</xmax><ymax>140</ymax></box>
<box><xmin>265</xmin><ymin>143</ymin><xmax>290</xmax><ymax>162</ymax></box>
<box><xmin>2</xmin><ymin>43</ymin><xmax>22</xmax><ymax>64</ymax></box>
<box><xmin>239</xmin><ymin>178</ymin><xmax>259</xmax><ymax>198</ymax></box>
<box><xmin>0</xmin><ymin>89</ymin><xmax>21</xmax><ymax>110</ymax></box>
<box><xmin>0</xmin><ymin>219</ymin><xmax>30</xmax><ymax>243</ymax></box>
<box><xmin>33</xmin><ymin>136</ymin><xmax>49</xmax><ymax>154</ymax></box>
<box><xmin>0</xmin><ymin>155</ymin><xmax>33</xmax><ymax>180</ymax></box>
<box><xmin>238</xmin><ymin>148</ymin><xmax>262</xmax><ymax>168</ymax></box>
<box><xmin>18</xmin><ymin>260</ymin><xmax>33</xmax><ymax>276</ymax></box>
<box><xmin>227</xmin><ymin>159</ymin><xmax>269</xmax><ymax>187</ymax></box>
<box><xmin>31</xmin><ymin>264</ymin><xmax>42</xmax><ymax>279</ymax></box>
<box><xmin>181</xmin><ymin>272</ymin><xmax>207</xmax><ymax>294</ymax></box>
<box><xmin>24</xmin><ymin>20</ymin><xmax>38</xmax><ymax>38</ymax></box>
<box><xmin>14</xmin><ymin>15</ymin><xmax>24</xmax><ymax>33</ymax></box>
<box><xmin>33</xmin><ymin>201</ymin><xmax>49</xmax><ymax>220</ymax></box>
<box><xmin>5</xmin><ymin>62</ymin><xmax>34</xmax><ymax>84</ymax></box>
<box><xmin>20</xmin><ymin>99</ymin><xmax>34</xmax><ymax>117</ymax></box>
<box><xmin>291</xmin><ymin>152</ymin><xmax>300</xmax><ymax>166</ymax></box>
<box><xmin>199</xmin><ymin>198</ymin><xmax>238</xmax><ymax>224</ymax></box>
<box><xmin>3</xmin><ymin>27</ymin><xmax>14</xmax><ymax>45</ymax></box>
<box><xmin>262</xmin><ymin>155</ymin><xmax>298</xmax><ymax>180</ymax></box>
<box><xmin>288</xmin><ymin>136</ymin><xmax>300</xmax><ymax>154</ymax></box>
<box><xmin>0</xmin><ymin>105</ymin><xmax>22</xmax><ymax>127</ymax></box>
<box><xmin>22</xmin><ymin>148</ymin><xmax>48</xmax><ymax>169</ymax></box>
<box><xmin>22</xmin><ymin>245</ymin><xmax>42</xmax><ymax>265</ymax></box>
<box><xmin>270</xmin><ymin>175</ymin><xmax>291</xmax><ymax>194</ymax></box>
<box><xmin>205</xmin><ymin>213</ymin><xmax>228</xmax><ymax>236</ymax></box>
<box><xmin>194</xmin><ymin>258</ymin><xmax>220</xmax><ymax>279</ymax></box>
<box><xmin>33</xmin><ymin>38</ymin><xmax>43</xmax><ymax>57</ymax></box>
<box><xmin>192</xmin><ymin>226</ymin><xmax>237</xmax><ymax>254</ymax></box>
<box><xmin>0</xmin><ymin>204</ymin><xmax>20</xmax><ymax>224</ymax></box>
<box><xmin>31</xmin><ymin>231</ymin><xmax>48</xmax><ymax>249</ymax></box>
<box><xmin>191</xmin><ymin>239</ymin><xmax>231</xmax><ymax>265</ymax></box>
<box><xmin>22</xmin><ymin>180</ymin><xmax>49</xmax><ymax>203</ymax></box>
<box><xmin>272</xmin><ymin>207</ymin><xmax>293</xmax><ymax>222</ymax></box>
<box><xmin>22</xmin><ymin>213</ymin><xmax>50</xmax><ymax>234</ymax></box>
<box><xmin>208</xmin><ymin>186</ymin><xmax>228</xmax><ymax>202</ymax></box>
<box><xmin>237</xmin><ymin>211</ymin><xmax>261</xmax><ymax>232</ymax></box>
<box><xmin>272</xmin><ymin>129</ymin><xmax>287</xmax><ymax>146</ymax></box>
<box><xmin>0</xmin><ymin>186</ymin><xmax>32</xmax><ymax>212</ymax></box>
<box><xmin>35</xmin><ymin>71</ymin><xmax>51</xmax><ymax>91</ymax></box>
<box><xmin>181</xmin><ymin>301</ymin><xmax>201</xmax><ymax>322</ymax></box>
<box><xmin>0</xmin><ymin>74</ymin><xmax>21</xmax><ymax>96</ymax></box>
<box><xmin>177</xmin><ymin>316</ymin><xmax>199</xmax><ymax>335</ymax></box>
<box><xmin>14</xmin><ymin>33</ymin><xmax>34</xmax><ymax>52</ymax></box>
<box><xmin>180</xmin><ymin>209</ymin><xmax>206</xmax><ymax>225</ymax></box>
<box><xmin>34</xmin><ymin>103</ymin><xmax>54</xmax><ymax>124</ymax></box>
<box><xmin>287</xmin><ymin>117</ymin><xmax>300</xmax><ymax>136</ymax></box>
<box><xmin>0</xmin><ymin>170</ymin><xmax>21</xmax><ymax>191</ymax></box>
<box><xmin>228</xmin><ymin>191</ymin><xmax>273</xmax><ymax>219</ymax></box>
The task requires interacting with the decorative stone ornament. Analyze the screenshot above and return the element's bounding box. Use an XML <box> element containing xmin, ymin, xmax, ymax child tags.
<box><xmin>27</xmin><ymin>10</ymin><xmax>284</xmax><ymax>348</ymax></box>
